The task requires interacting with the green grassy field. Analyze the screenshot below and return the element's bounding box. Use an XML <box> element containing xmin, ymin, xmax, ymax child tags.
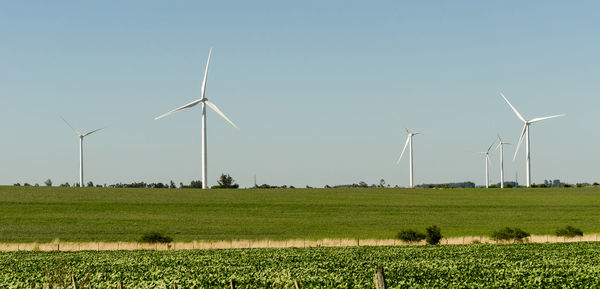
<box><xmin>3</xmin><ymin>243</ymin><xmax>600</xmax><ymax>288</ymax></box>
<box><xmin>1</xmin><ymin>186</ymin><xmax>600</xmax><ymax>242</ymax></box>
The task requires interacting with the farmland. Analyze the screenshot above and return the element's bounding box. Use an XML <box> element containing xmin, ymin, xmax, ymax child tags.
<box><xmin>2</xmin><ymin>186</ymin><xmax>600</xmax><ymax>242</ymax></box>
<box><xmin>3</xmin><ymin>242</ymin><xmax>600</xmax><ymax>288</ymax></box>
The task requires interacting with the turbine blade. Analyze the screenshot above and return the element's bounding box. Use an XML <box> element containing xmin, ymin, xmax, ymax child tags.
<box><xmin>205</xmin><ymin>100</ymin><xmax>239</xmax><ymax>129</ymax></box>
<box><xmin>60</xmin><ymin>116</ymin><xmax>82</xmax><ymax>136</ymax></box>
<box><xmin>200</xmin><ymin>48</ymin><xmax>212</xmax><ymax>100</ymax></box>
<box><xmin>397</xmin><ymin>136</ymin><xmax>410</xmax><ymax>164</ymax></box>
<box><xmin>487</xmin><ymin>141</ymin><xmax>495</xmax><ymax>153</ymax></box>
<box><xmin>155</xmin><ymin>98</ymin><xmax>203</xmax><ymax>120</ymax></box>
<box><xmin>513</xmin><ymin>124</ymin><xmax>527</xmax><ymax>161</ymax></box>
<box><xmin>83</xmin><ymin>127</ymin><xmax>106</xmax><ymax>137</ymax></box>
<box><xmin>500</xmin><ymin>92</ymin><xmax>526</xmax><ymax>123</ymax></box>
<box><xmin>529</xmin><ymin>114</ymin><xmax>565</xmax><ymax>123</ymax></box>
<box><xmin>494</xmin><ymin>142</ymin><xmax>501</xmax><ymax>152</ymax></box>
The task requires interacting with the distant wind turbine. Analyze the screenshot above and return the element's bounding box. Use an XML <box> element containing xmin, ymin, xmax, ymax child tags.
<box><xmin>397</xmin><ymin>128</ymin><xmax>420</xmax><ymax>188</ymax></box>
<box><xmin>155</xmin><ymin>48</ymin><xmax>239</xmax><ymax>189</ymax></box>
<box><xmin>495</xmin><ymin>135</ymin><xmax>511</xmax><ymax>188</ymax></box>
<box><xmin>479</xmin><ymin>141</ymin><xmax>495</xmax><ymax>188</ymax></box>
<box><xmin>500</xmin><ymin>92</ymin><xmax>565</xmax><ymax>187</ymax></box>
<box><xmin>60</xmin><ymin>116</ymin><xmax>106</xmax><ymax>187</ymax></box>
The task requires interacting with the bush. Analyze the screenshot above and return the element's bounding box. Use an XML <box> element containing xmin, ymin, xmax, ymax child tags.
<box><xmin>491</xmin><ymin>227</ymin><xmax>530</xmax><ymax>242</ymax></box>
<box><xmin>425</xmin><ymin>225</ymin><xmax>443</xmax><ymax>245</ymax></box>
<box><xmin>397</xmin><ymin>229</ymin><xmax>426</xmax><ymax>243</ymax></box>
<box><xmin>556</xmin><ymin>226</ymin><xmax>583</xmax><ymax>237</ymax></box>
<box><xmin>139</xmin><ymin>232</ymin><xmax>173</xmax><ymax>243</ymax></box>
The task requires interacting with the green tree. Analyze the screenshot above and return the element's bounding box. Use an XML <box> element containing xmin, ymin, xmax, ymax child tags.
<box><xmin>189</xmin><ymin>180</ymin><xmax>203</xmax><ymax>188</ymax></box>
<box><xmin>44</xmin><ymin>179</ymin><xmax>52</xmax><ymax>187</ymax></box>
<box><xmin>214</xmin><ymin>174</ymin><xmax>239</xmax><ymax>189</ymax></box>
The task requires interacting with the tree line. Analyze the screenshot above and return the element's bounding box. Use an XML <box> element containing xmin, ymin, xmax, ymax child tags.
<box><xmin>14</xmin><ymin>173</ymin><xmax>240</xmax><ymax>189</ymax></box>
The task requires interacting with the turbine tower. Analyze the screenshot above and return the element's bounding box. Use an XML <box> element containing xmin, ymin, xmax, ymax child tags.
<box><xmin>397</xmin><ymin>128</ymin><xmax>420</xmax><ymax>188</ymax></box>
<box><xmin>155</xmin><ymin>48</ymin><xmax>239</xmax><ymax>189</ymax></box>
<box><xmin>479</xmin><ymin>141</ymin><xmax>495</xmax><ymax>188</ymax></box>
<box><xmin>500</xmin><ymin>92</ymin><xmax>564</xmax><ymax>187</ymax></box>
<box><xmin>495</xmin><ymin>135</ymin><xmax>511</xmax><ymax>188</ymax></box>
<box><xmin>61</xmin><ymin>116</ymin><xmax>105</xmax><ymax>187</ymax></box>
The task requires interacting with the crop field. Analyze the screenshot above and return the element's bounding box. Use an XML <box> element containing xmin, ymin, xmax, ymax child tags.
<box><xmin>3</xmin><ymin>242</ymin><xmax>600</xmax><ymax>288</ymax></box>
<box><xmin>2</xmin><ymin>186</ymin><xmax>600</xmax><ymax>242</ymax></box>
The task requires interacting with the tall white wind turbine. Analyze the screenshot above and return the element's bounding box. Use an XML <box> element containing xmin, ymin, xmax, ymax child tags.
<box><xmin>495</xmin><ymin>135</ymin><xmax>510</xmax><ymax>188</ymax></box>
<box><xmin>61</xmin><ymin>116</ymin><xmax>105</xmax><ymax>187</ymax></box>
<box><xmin>500</xmin><ymin>93</ymin><xmax>564</xmax><ymax>187</ymax></box>
<box><xmin>155</xmin><ymin>48</ymin><xmax>239</xmax><ymax>189</ymax></box>
<box><xmin>396</xmin><ymin>128</ymin><xmax>420</xmax><ymax>188</ymax></box>
<box><xmin>479</xmin><ymin>141</ymin><xmax>495</xmax><ymax>188</ymax></box>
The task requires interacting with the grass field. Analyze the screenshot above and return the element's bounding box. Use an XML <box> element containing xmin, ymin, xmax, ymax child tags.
<box><xmin>1</xmin><ymin>186</ymin><xmax>600</xmax><ymax>242</ymax></box>
<box><xmin>3</xmin><ymin>242</ymin><xmax>600</xmax><ymax>288</ymax></box>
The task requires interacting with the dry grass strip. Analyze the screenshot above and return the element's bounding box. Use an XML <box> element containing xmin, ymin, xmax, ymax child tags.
<box><xmin>1</xmin><ymin>234</ymin><xmax>598</xmax><ymax>252</ymax></box>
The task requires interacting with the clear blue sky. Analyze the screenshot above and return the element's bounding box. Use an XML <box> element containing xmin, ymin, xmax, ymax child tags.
<box><xmin>1</xmin><ymin>1</ymin><xmax>598</xmax><ymax>187</ymax></box>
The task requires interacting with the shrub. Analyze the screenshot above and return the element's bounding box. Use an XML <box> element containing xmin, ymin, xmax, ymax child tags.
<box><xmin>556</xmin><ymin>226</ymin><xmax>583</xmax><ymax>237</ymax></box>
<box><xmin>139</xmin><ymin>232</ymin><xmax>173</xmax><ymax>243</ymax></box>
<box><xmin>425</xmin><ymin>225</ymin><xmax>443</xmax><ymax>245</ymax></box>
<box><xmin>491</xmin><ymin>227</ymin><xmax>530</xmax><ymax>242</ymax></box>
<box><xmin>397</xmin><ymin>229</ymin><xmax>426</xmax><ymax>243</ymax></box>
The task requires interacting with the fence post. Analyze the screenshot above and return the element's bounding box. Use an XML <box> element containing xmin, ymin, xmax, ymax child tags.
<box><xmin>71</xmin><ymin>276</ymin><xmax>78</xmax><ymax>289</ymax></box>
<box><xmin>294</xmin><ymin>279</ymin><xmax>302</xmax><ymax>289</ymax></box>
<box><xmin>373</xmin><ymin>266</ymin><xmax>386</xmax><ymax>289</ymax></box>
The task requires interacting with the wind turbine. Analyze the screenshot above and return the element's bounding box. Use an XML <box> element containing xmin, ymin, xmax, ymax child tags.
<box><xmin>500</xmin><ymin>92</ymin><xmax>565</xmax><ymax>187</ymax></box>
<box><xmin>60</xmin><ymin>116</ymin><xmax>105</xmax><ymax>187</ymax></box>
<box><xmin>479</xmin><ymin>141</ymin><xmax>495</xmax><ymax>188</ymax></box>
<box><xmin>396</xmin><ymin>128</ymin><xmax>420</xmax><ymax>188</ymax></box>
<box><xmin>155</xmin><ymin>48</ymin><xmax>239</xmax><ymax>189</ymax></box>
<box><xmin>495</xmin><ymin>135</ymin><xmax>511</xmax><ymax>188</ymax></box>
